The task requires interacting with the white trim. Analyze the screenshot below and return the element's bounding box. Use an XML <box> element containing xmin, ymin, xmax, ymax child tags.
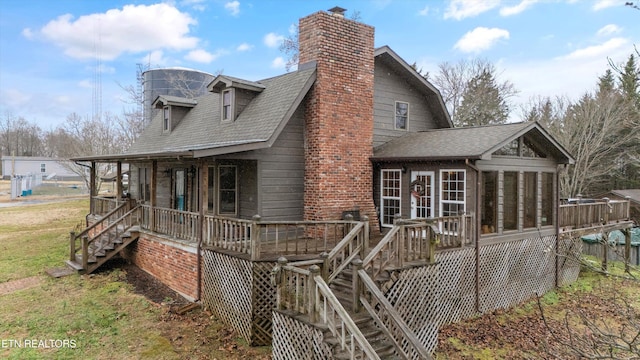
<box><xmin>380</xmin><ymin>169</ymin><xmax>402</xmax><ymax>227</ymax></box>
<box><xmin>410</xmin><ymin>171</ymin><xmax>434</xmax><ymax>219</ymax></box>
<box><xmin>221</xmin><ymin>88</ymin><xmax>235</xmax><ymax>122</ymax></box>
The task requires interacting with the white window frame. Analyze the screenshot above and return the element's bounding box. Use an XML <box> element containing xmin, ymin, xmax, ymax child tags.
<box><xmin>439</xmin><ymin>169</ymin><xmax>466</xmax><ymax>234</ymax></box>
<box><xmin>221</xmin><ymin>89</ymin><xmax>235</xmax><ymax>122</ymax></box>
<box><xmin>380</xmin><ymin>169</ymin><xmax>402</xmax><ymax>227</ymax></box>
<box><xmin>394</xmin><ymin>101</ymin><xmax>409</xmax><ymax>130</ymax></box>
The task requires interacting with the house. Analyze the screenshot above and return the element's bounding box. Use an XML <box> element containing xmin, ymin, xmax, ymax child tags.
<box><xmin>70</xmin><ymin>7</ymin><xmax>633</xmax><ymax>358</ymax></box>
<box><xmin>600</xmin><ymin>189</ymin><xmax>640</xmax><ymax>224</ymax></box>
<box><xmin>1</xmin><ymin>156</ymin><xmax>80</xmax><ymax>180</ymax></box>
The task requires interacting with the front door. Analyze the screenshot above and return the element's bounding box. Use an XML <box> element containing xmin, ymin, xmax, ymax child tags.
<box><xmin>174</xmin><ymin>169</ymin><xmax>186</xmax><ymax>211</ymax></box>
<box><xmin>410</xmin><ymin>171</ymin><xmax>434</xmax><ymax>219</ymax></box>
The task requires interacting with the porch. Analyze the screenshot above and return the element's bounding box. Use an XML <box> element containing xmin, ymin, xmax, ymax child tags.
<box><xmin>71</xmin><ymin>195</ymin><xmax>633</xmax><ymax>356</ymax></box>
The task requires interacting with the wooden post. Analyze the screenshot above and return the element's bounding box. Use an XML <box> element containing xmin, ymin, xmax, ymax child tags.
<box><xmin>602</xmin><ymin>197</ymin><xmax>610</xmax><ymax>225</ymax></box>
<box><xmin>352</xmin><ymin>258</ymin><xmax>363</xmax><ymax>313</ymax></box>
<box><xmin>196</xmin><ymin>161</ymin><xmax>205</xmax><ymax>301</ymax></box>
<box><xmin>82</xmin><ymin>236</ymin><xmax>89</xmax><ymax>271</ymax></box>
<box><xmin>251</xmin><ymin>215</ymin><xmax>262</xmax><ymax>261</ymax></box>
<box><xmin>602</xmin><ymin>232</ymin><xmax>608</xmax><ymax>272</ymax></box>
<box><xmin>575</xmin><ymin>194</ymin><xmax>582</xmax><ymax>229</ymax></box>
<box><xmin>319</xmin><ymin>252</ymin><xmax>329</xmax><ymax>280</ymax></box>
<box><xmin>150</xmin><ymin>161</ymin><xmax>157</xmax><ymax>231</ymax></box>
<box><xmin>428</xmin><ymin>226</ymin><xmax>437</xmax><ymax>264</ymax></box>
<box><xmin>396</xmin><ymin>218</ymin><xmax>405</xmax><ymax>268</ymax></box>
<box><xmin>116</xmin><ymin>161</ymin><xmax>123</xmax><ymax>202</ymax></box>
<box><xmin>69</xmin><ymin>231</ymin><xmax>76</xmax><ymax>262</ymax></box>
<box><xmin>361</xmin><ymin>215</ymin><xmax>370</xmax><ymax>258</ymax></box>
<box><xmin>624</xmin><ymin>228</ymin><xmax>631</xmax><ymax>273</ymax></box>
<box><xmin>277</xmin><ymin>257</ymin><xmax>288</xmax><ymax>310</ymax></box>
<box><xmin>90</xmin><ymin>161</ymin><xmax>96</xmax><ymax>215</ymax></box>
<box><xmin>309</xmin><ymin>265</ymin><xmax>320</xmax><ymax>323</ymax></box>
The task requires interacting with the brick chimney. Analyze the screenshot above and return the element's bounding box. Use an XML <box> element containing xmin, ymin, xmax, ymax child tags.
<box><xmin>299</xmin><ymin>7</ymin><xmax>379</xmax><ymax>230</ymax></box>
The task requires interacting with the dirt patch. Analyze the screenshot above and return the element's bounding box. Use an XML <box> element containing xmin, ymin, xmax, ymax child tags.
<box><xmin>105</xmin><ymin>260</ymin><xmax>272</xmax><ymax>359</ymax></box>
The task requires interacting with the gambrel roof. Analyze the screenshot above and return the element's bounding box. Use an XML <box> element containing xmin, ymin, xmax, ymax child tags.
<box><xmin>372</xmin><ymin>121</ymin><xmax>574</xmax><ymax>164</ymax></box>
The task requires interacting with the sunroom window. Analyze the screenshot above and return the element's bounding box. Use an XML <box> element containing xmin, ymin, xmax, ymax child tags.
<box><xmin>381</xmin><ymin>169</ymin><xmax>401</xmax><ymax>227</ymax></box>
<box><xmin>440</xmin><ymin>170</ymin><xmax>465</xmax><ymax>217</ymax></box>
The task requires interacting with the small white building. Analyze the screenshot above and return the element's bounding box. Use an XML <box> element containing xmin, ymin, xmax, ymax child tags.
<box><xmin>1</xmin><ymin>156</ymin><xmax>80</xmax><ymax>180</ymax></box>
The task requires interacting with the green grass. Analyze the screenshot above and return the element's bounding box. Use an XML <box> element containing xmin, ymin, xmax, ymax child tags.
<box><xmin>0</xmin><ymin>199</ymin><xmax>178</xmax><ymax>359</ymax></box>
<box><xmin>0</xmin><ymin>199</ymin><xmax>88</xmax><ymax>282</ymax></box>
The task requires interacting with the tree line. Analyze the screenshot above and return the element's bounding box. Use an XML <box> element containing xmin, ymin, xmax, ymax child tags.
<box><xmin>1</xmin><ymin>43</ymin><xmax>639</xmax><ymax>199</ymax></box>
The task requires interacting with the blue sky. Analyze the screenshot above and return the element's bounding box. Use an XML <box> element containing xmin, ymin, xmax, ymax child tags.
<box><xmin>1</xmin><ymin>0</ymin><xmax>638</xmax><ymax>129</ymax></box>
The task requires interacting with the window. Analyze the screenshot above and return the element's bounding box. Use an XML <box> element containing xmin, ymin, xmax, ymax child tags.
<box><xmin>139</xmin><ymin>167</ymin><xmax>151</xmax><ymax>203</ymax></box>
<box><xmin>163</xmin><ymin>106</ymin><xmax>170</xmax><ymax>132</ymax></box>
<box><xmin>394</xmin><ymin>101</ymin><xmax>409</xmax><ymax>130</ymax></box>
<box><xmin>503</xmin><ymin>172</ymin><xmax>518</xmax><ymax>231</ymax></box>
<box><xmin>381</xmin><ymin>169</ymin><xmax>401</xmax><ymax>227</ymax></box>
<box><xmin>481</xmin><ymin>171</ymin><xmax>497</xmax><ymax>234</ymax></box>
<box><xmin>207</xmin><ymin>166</ymin><xmax>215</xmax><ymax>213</ymax></box>
<box><xmin>218</xmin><ymin>165</ymin><xmax>237</xmax><ymax>215</ymax></box>
<box><xmin>222</xmin><ymin>89</ymin><xmax>234</xmax><ymax>121</ymax></box>
<box><xmin>541</xmin><ymin>173</ymin><xmax>553</xmax><ymax>226</ymax></box>
<box><xmin>440</xmin><ymin>170</ymin><xmax>465</xmax><ymax>217</ymax></box>
<box><xmin>524</xmin><ymin>172</ymin><xmax>537</xmax><ymax>228</ymax></box>
<box><xmin>40</xmin><ymin>163</ymin><xmax>46</xmax><ymax>173</ymax></box>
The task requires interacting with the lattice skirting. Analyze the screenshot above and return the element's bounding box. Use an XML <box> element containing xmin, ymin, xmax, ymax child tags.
<box><xmin>558</xmin><ymin>237</ymin><xmax>582</xmax><ymax>286</ymax></box>
<box><xmin>201</xmin><ymin>249</ymin><xmax>276</xmax><ymax>346</ymax></box>
<box><xmin>477</xmin><ymin>236</ymin><xmax>556</xmax><ymax>313</ymax></box>
<box><xmin>385</xmin><ymin>263</ymin><xmax>440</xmax><ymax>355</ymax></box>
<box><xmin>272</xmin><ymin>311</ymin><xmax>334</xmax><ymax>360</ymax></box>
<box><xmin>435</xmin><ymin>247</ymin><xmax>477</xmax><ymax>325</ymax></box>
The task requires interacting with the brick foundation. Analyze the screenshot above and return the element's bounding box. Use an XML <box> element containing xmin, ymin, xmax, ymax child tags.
<box><xmin>123</xmin><ymin>232</ymin><xmax>199</xmax><ymax>301</ymax></box>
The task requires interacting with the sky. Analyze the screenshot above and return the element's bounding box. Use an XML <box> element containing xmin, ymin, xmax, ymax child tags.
<box><xmin>0</xmin><ymin>0</ymin><xmax>639</xmax><ymax>129</ymax></box>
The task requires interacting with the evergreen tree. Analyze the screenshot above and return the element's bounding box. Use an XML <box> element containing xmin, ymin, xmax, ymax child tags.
<box><xmin>455</xmin><ymin>70</ymin><xmax>510</xmax><ymax>127</ymax></box>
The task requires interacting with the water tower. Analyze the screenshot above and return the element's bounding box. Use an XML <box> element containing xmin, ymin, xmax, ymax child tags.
<box><xmin>142</xmin><ymin>68</ymin><xmax>215</xmax><ymax>124</ymax></box>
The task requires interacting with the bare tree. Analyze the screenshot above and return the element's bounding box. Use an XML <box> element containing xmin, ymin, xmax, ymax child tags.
<box><xmin>431</xmin><ymin>59</ymin><xmax>518</xmax><ymax>126</ymax></box>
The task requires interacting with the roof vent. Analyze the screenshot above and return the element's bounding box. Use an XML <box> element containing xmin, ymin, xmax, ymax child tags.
<box><xmin>328</xmin><ymin>6</ymin><xmax>346</xmax><ymax>18</ymax></box>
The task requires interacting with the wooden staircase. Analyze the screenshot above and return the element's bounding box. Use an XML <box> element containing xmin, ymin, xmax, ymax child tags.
<box><xmin>66</xmin><ymin>200</ymin><xmax>140</xmax><ymax>274</ymax></box>
<box><xmin>328</xmin><ymin>267</ymin><xmax>400</xmax><ymax>359</ymax></box>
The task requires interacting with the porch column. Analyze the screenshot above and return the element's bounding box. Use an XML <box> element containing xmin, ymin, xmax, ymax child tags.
<box><xmin>90</xmin><ymin>161</ymin><xmax>96</xmax><ymax>214</ymax></box>
<box><xmin>116</xmin><ymin>161</ymin><xmax>123</xmax><ymax>200</ymax></box>
<box><xmin>197</xmin><ymin>161</ymin><xmax>207</xmax><ymax>301</ymax></box>
<box><xmin>150</xmin><ymin>160</ymin><xmax>157</xmax><ymax>230</ymax></box>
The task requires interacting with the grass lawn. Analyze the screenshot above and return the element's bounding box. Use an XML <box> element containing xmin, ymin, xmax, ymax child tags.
<box><xmin>0</xmin><ymin>198</ymin><xmax>271</xmax><ymax>360</ymax></box>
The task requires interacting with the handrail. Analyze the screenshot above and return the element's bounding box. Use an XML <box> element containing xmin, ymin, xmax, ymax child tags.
<box><xmin>559</xmin><ymin>199</ymin><xmax>631</xmax><ymax>230</ymax></box>
<box><xmin>76</xmin><ymin>200</ymin><xmax>131</xmax><ymax>240</ymax></box>
<box><xmin>358</xmin><ymin>269</ymin><xmax>431</xmax><ymax>359</ymax></box>
<box><xmin>323</xmin><ymin>221</ymin><xmax>367</xmax><ymax>283</ymax></box>
<box><xmin>84</xmin><ymin>206</ymin><xmax>140</xmax><ymax>273</ymax></box>
<box><xmin>314</xmin><ymin>274</ymin><xmax>381</xmax><ymax>360</ymax></box>
<box><xmin>362</xmin><ymin>226</ymin><xmax>400</xmax><ymax>279</ymax></box>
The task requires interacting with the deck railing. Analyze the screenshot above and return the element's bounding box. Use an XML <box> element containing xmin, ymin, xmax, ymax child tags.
<box><xmin>559</xmin><ymin>198</ymin><xmax>631</xmax><ymax>231</ymax></box>
<box><xmin>139</xmin><ymin>205</ymin><xmax>199</xmax><ymax>243</ymax></box>
<box><xmin>92</xmin><ymin>196</ymin><xmax>122</xmax><ymax>216</ymax></box>
<box><xmin>274</xmin><ymin>261</ymin><xmax>380</xmax><ymax>359</ymax></box>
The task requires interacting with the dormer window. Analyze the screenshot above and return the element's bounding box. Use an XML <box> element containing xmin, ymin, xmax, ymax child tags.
<box><xmin>395</xmin><ymin>101</ymin><xmax>409</xmax><ymax>130</ymax></box>
<box><xmin>222</xmin><ymin>89</ymin><xmax>234</xmax><ymax>122</ymax></box>
<box><xmin>163</xmin><ymin>106</ymin><xmax>171</xmax><ymax>132</ymax></box>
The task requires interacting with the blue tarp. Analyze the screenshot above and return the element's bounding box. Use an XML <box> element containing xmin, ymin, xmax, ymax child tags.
<box><xmin>581</xmin><ymin>228</ymin><xmax>640</xmax><ymax>246</ymax></box>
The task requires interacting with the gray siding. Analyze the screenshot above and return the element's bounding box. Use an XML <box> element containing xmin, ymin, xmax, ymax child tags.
<box><xmin>219</xmin><ymin>105</ymin><xmax>305</xmax><ymax>221</ymax></box>
<box><xmin>373</xmin><ymin>60</ymin><xmax>439</xmax><ymax>147</ymax></box>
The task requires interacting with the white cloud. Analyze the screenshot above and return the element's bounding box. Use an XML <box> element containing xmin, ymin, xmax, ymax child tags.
<box><xmin>596</xmin><ymin>24</ymin><xmax>622</xmax><ymax>37</ymax></box>
<box><xmin>560</xmin><ymin>38</ymin><xmax>628</xmax><ymax>60</ymax></box>
<box><xmin>444</xmin><ymin>0</ymin><xmax>500</xmax><ymax>20</ymax></box>
<box><xmin>264</xmin><ymin>32</ymin><xmax>284</xmax><ymax>48</ymax></box>
<box><xmin>78</xmin><ymin>79</ymin><xmax>93</xmax><ymax>89</ymax></box>
<box><xmin>418</xmin><ymin>6</ymin><xmax>429</xmax><ymax>16</ymax></box>
<box><xmin>185</xmin><ymin>49</ymin><xmax>215</xmax><ymax>63</ymax></box>
<box><xmin>271</xmin><ymin>56</ymin><xmax>285</xmax><ymax>69</ymax></box>
<box><xmin>503</xmin><ymin>37</ymin><xmax>633</xmax><ymax>118</ymax></box>
<box><xmin>454</xmin><ymin>27</ymin><xmax>510</xmax><ymax>53</ymax></box>
<box><xmin>593</xmin><ymin>0</ymin><xmax>620</xmax><ymax>11</ymax></box>
<box><xmin>2</xmin><ymin>89</ymin><xmax>32</xmax><ymax>107</ymax></box>
<box><xmin>37</xmin><ymin>4</ymin><xmax>199</xmax><ymax>61</ymax></box>
<box><xmin>237</xmin><ymin>43</ymin><xmax>252</xmax><ymax>52</ymax></box>
<box><xmin>225</xmin><ymin>1</ymin><xmax>240</xmax><ymax>16</ymax></box>
<box><xmin>143</xmin><ymin>50</ymin><xmax>168</xmax><ymax>67</ymax></box>
<box><xmin>499</xmin><ymin>0</ymin><xmax>538</xmax><ymax>16</ymax></box>
<box><xmin>21</xmin><ymin>28</ymin><xmax>34</xmax><ymax>40</ymax></box>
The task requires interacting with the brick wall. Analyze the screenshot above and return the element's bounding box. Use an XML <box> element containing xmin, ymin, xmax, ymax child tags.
<box><xmin>123</xmin><ymin>233</ymin><xmax>199</xmax><ymax>301</ymax></box>
<box><xmin>299</xmin><ymin>10</ymin><xmax>379</xmax><ymax>230</ymax></box>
